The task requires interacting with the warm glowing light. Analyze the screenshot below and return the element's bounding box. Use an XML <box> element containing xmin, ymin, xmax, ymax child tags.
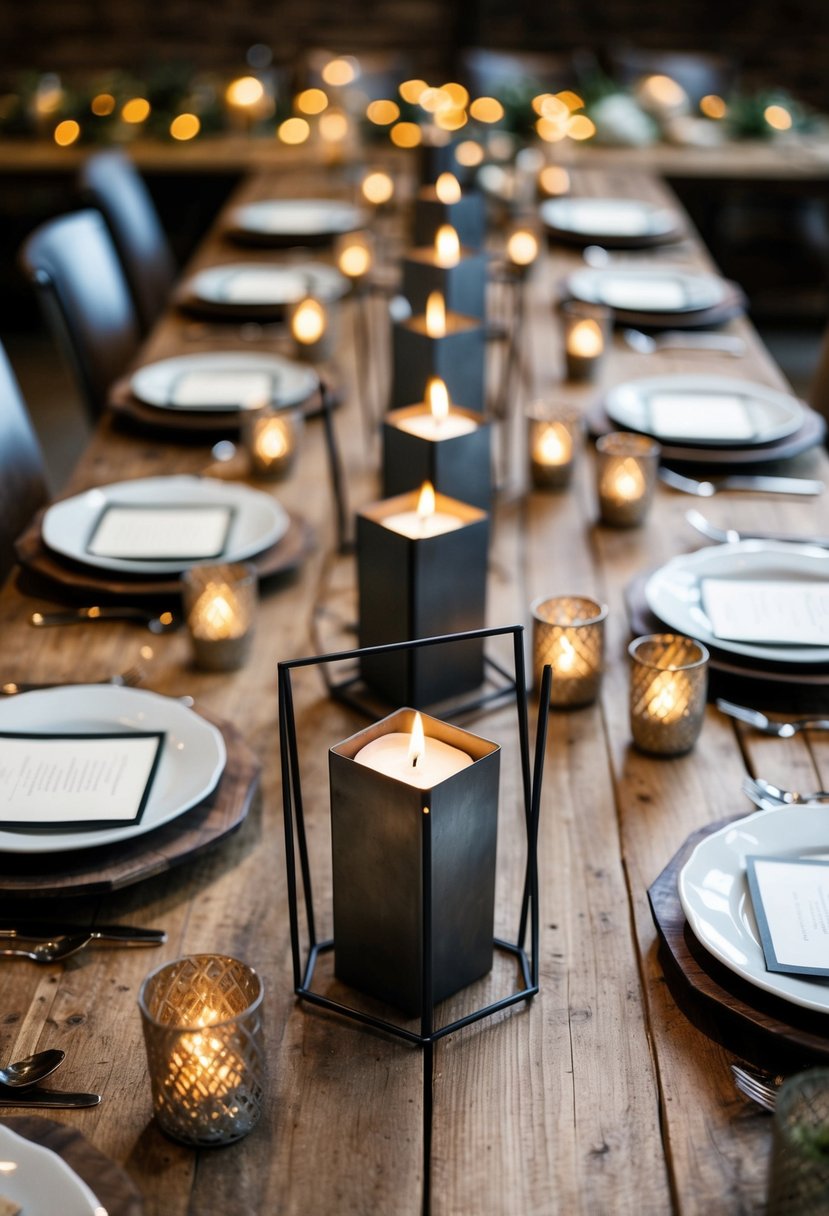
<box><xmin>435</xmin><ymin>106</ymin><xmax>467</xmax><ymax>131</ymax></box>
<box><xmin>53</xmin><ymin>119</ymin><xmax>80</xmax><ymax>146</ymax></box>
<box><xmin>557</xmin><ymin>90</ymin><xmax>585</xmax><ymax>112</ymax></box>
<box><xmin>700</xmin><ymin>93</ymin><xmax>727</xmax><ymax>120</ymax></box>
<box><xmin>646</xmin><ymin>671</ymin><xmax>686</xmax><ymax>724</ymax></box>
<box><xmin>278</xmin><ymin>117</ymin><xmax>310</xmax><ymax>144</ymax></box>
<box><xmin>567</xmin><ymin>319</ymin><xmax>604</xmax><ymax>357</ymax></box>
<box><xmin>226</xmin><ymin>76</ymin><xmax>265</xmax><ymax>108</ymax></box>
<box><xmin>419</xmin><ymin>87</ymin><xmax>449</xmax><ymax>114</ymax></box>
<box><xmin>638</xmin><ymin>74</ymin><xmax>687</xmax><ymax>109</ymax></box>
<box><xmin>366</xmin><ymin>98</ymin><xmax>400</xmax><ymax>125</ymax></box>
<box><xmin>555</xmin><ymin>634</ymin><xmax>577</xmax><ymax>673</ymax></box>
<box><xmin>319</xmin><ymin>108</ymin><xmax>349</xmax><ymax>141</ymax></box>
<box><xmin>442</xmin><ymin>82</ymin><xmax>469</xmax><ymax>108</ymax></box>
<box><xmin>435</xmin><ymin>172</ymin><xmax>462</xmax><ymax>204</ymax></box>
<box><xmin>90</xmin><ymin>92</ymin><xmax>115</xmax><ymax>116</ymax></box>
<box><xmin>540</xmin><ymin>95</ymin><xmax>569</xmax><ymax>119</ymax></box>
<box><xmin>400</xmin><ymin>79</ymin><xmax>429</xmax><ymax>104</ymax></box>
<box><xmin>765</xmin><ymin>104</ymin><xmax>793</xmax><ymax>131</ymax></box>
<box><xmin>170</xmin><ymin>113</ymin><xmax>200</xmax><ymax>140</ymax></box>
<box><xmin>536</xmin><ymin>116</ymin><xmax>567</xmax><ymax>143</ymax></box>
<box><xmin>291</xmin><ymin>297</ymin><xmax>327</xmax><ymax>345</ymax></box>
<box><xmin>257</xmin><ymin>420</ymin><xmax>290</xmax><ymax>460</ymax></box>
<box><xmin>507</xmin><ymin>228</ymin><xmax>539</xmax><ymax>267</ymax></box>
<box><xmin>532</xmin><ymin>93</ymin><xmax>553</xmax><ymax>115</ymax></box>
<box><xmin>434</xmin><ymin>224</ymin><xmax>460</xmax><ymax>268</ymax></box>
<box><xmin>322</xmin><ymin>57</ymin><xmax>357</xmax><ymax>86</ymax></box>
<box><xmin>427</xmin><ymin>377</ymin><xmax>450</xmax><ymax>421</ymax></box>
<box><xmin>539</xmin><ymin>164</ymin><xmax>571</xmax><ymax>195</ymax></box>
<box><xmin>121</xmin><ymin>97</ymin><xmax>150</xmax><ymax>124</ymax></box>
<box><xmin>567</xmin><ymin>114</ymin><xmax>596</xmax><ymax>140</ymax></box>
<box><xmin>604</xmin><ymin>458</ymin><xmax>646</xmax><ymax>502</ymax></box>
<box><xmin>362</xmin><ymin>170</ymin><xmax>394</xmax><ymax>205</ymax></box>
<box><xmin>469</xmin><ymin>96</ymin><xmax>504</xmax><ymax>123</ymax></box>
<box><xmin>192</xmin><ymin>591</ymin><xmax>238</xmax><ymax>640</ymax></box>
<box><xmin>337</xmin><ymin>235</ymin><xmax>373</xmax><ymax>279</ymax></box>
<box><xmin>296</xmin><ymin>87</ymin><xmax>328</xmax><ymax>115</ymax></box>
<box><xmin>425</xmin><ymin>291</ymin><xmax>447</xmax><ymax>337</ymax></box>
<box><xmin>455</xmin><ymin>139</ymin><xmax>484</xmax><ymax>167</ymax></box>
<box><xmin>390</xmin><ymin>121</ymin><xmax>422</xmax><ymax>147</ymax></box>
<box><xmin>0</xmin><ymin>1161</ymin><xmax>17</xmax><ymax>1174</ymax></box>
<box><xmin>536</xmin><ymin>422</ymin><xmax>572</xmax><ymax>466</ymax></box>
<box><xmin>416</xmin><ymin>482</ymin><xmax>436</xmax><ymax>525</ymax></box>
<box><xmin>408</xmin><ymin>711</ymin><xmax>426</xmax><ymax>767</ymax></box>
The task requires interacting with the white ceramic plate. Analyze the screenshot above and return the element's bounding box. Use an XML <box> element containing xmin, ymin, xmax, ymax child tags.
<box><xmin>43</xmin><ymin>474</ymin><xmax>288</xmax><ymax>575</ymax></box>
<box><xmin>0</xmin><ymin>686</ymin><xmax>226</xmax><ymax>854</ymax></box>
<box><xmin>184</xmin><ymin>262</ymin><xmax>347</xmax><ymax>308</ymax></box>
<box><xmin>566</xmin><ymin>267</ymin><xmax>727</xmax><ymax>313</ymax></box>
<box><xmin>0</xmin><ymin>1123</ymin><xmax>102</xmax><ymax>1215</ymax></box>
<box><xmin>541</xmin><ymin>196</ymin><xmax>679</xmax><ymax>239</ymax></box>
<box><xmin>605</xmin><ymin>375</ymin><xmax>805</xmax><ymax>447</ymax></box>
<box><xmin>130</xmin><ymin>351</ymin><xmax>318</xmax><ymax>413</ymax></box>
<box><xmin>644</xmin><ymin>540</ymin><xmax>829</xmax><ymax>664</ymax></box>
<box><xmin>679</xmin><ymin>805</ymin><xmax>829</xmax><ymax>1014</ymax></box>
<box><xmin>229</xmin><ymin>198</ymin><xmax>364</xmax><ymax>238</ymax></box>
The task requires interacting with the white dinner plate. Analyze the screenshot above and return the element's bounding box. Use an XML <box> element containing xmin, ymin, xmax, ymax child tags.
<box><xmin>679</xmin><ymin>804</ymin><xmax>829</xmax><ymax>1014</ymax></box>
<box><xmin>229</xmin><ymin>198</ymin><xmax>365</xmax><ymax>238</ymax></box>
<box><xmin>43</xmin><ymin>474</ymin><xmax>288</xmax><ymax>575</ymax></box>
<box><xmin>605</xmin><ymin>375</ymin><xmax>805</xmax><ymax>447</ymax></box>
<box><xmin>541</xmin><ymin>196</ymin><xmax>679</xmax><ymax>240</ymax></box>
<box><xmin>566</xmin><ymin>266</ymin><xmax>727</xmax><ymax>314</ymax></box>
<box><xmin>644</xmin><ymin>540</ymin><xmax>829</xmax><ymax>665</ymax></box>
<box><xmin>0</xmin><ymin>1123</ymin><xmax>102</xmax><ymax>1215</ymax></box>
<box><xmin>0</xmin><ymin>686</ymin><xmax>226</xmax><ymax>854</ymax></box>
<box><xmin>184</xmin><ymin>261</ymin><xmax>347</xmax><ymax>308</ymax></box>
<box><xmin>130</xmin><ymin>351</ymin><xmax>318</xmax><ymax>413</ymax></box>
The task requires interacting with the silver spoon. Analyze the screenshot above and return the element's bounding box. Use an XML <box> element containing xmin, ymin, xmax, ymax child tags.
<box><xmin>0</xmin><ymin>1048</ymin><xmax>65</xmax><ymax>1088</ymax></box>
<box><xmin>0</xmin><ymin>933</ymin><xmax>94</xmax><ymax>963</ymax></box>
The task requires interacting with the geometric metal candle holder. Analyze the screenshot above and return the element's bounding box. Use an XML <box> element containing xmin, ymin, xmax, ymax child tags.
<box><xmin>390</xmin><ymin>312</ymin><xmax>486</xmax><ymax>413</ymax></box>
<box><xmin>628</xmin><ymin>633</ymin><xmax>709</xmax><ymax>756</ymax></box>
<box><xmin>382</xmin><ymin>403</ymin><xmax>492</xmax><ymax>510</ymax></box>
<box><xmin>413</xmin><ymin>187</ymin><xmax>486</xmax><ymax>249</ymax></box>
<box><xmin>277</xmin><ymin>624</ymin><xmax>551</xmax><ymax>1047</ymax></box>
<box><xmin>402</xmin><ymin>246</ymin><xmax>488</xmax><ymax>319</ymax></box>
<box><xmin>531</xmin><ymin>594</ymin><xmax>607</xmax><ymax>707</ymax></box>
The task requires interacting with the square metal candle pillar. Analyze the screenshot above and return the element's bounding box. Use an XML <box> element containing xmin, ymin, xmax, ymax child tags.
<box><xmin>329</xmin><ymin>708</ymin><xmax>500</xmax><ymax>1015</ymax></box>
<box><xmin>413</xmin><ymin>186</ymin><xmax>486</xmax><ymax>250</ymax></box>
<box><xmin>402</xmin><ymin>245</ymin><xmax>488</xmax><ymax>320</ymax></box>
<box><xmin>391</xmin><ymin>308</ymin><xmax>485</xmax><ymax>413</ymax></box>
<box><xmin>382</xmin><ymin>401</ymin><xmax>492</xmax><ymax>510</ymax></box>
<box><xmin>357</xmin><ymin>489</ymin><xmax>489</xmax><ymax>705</ymax></box>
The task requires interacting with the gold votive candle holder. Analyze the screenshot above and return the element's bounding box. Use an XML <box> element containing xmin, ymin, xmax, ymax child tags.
<box><xmin>595</xmin><ymin>432</ymin><xmax>661</xmax><ymax>527</ymax></box>
<box><xmin>527</xmin><ymin>401</ymin><xmax>583</xmax><ymax>489</ymax></box>
<box><xmin>182</xmin><ymin>562</ymin><xmax>257</xmax><ymax>672</ymax></box>
<box><xmin>532</xmin><ymin>595</ymin><xmax>607</xmax><ymax>707</ymax></box>
<box><xmin>244</xmin><ymin>404</ymin><xmax>303</xmax><ymax>480</ymax></box>
<box><xmin>562</xmin><ymin>300</ymin><xmax>611</xmax><ymax>382</ymax></box>
<box><xmin>138</xmin><ymin>954</ymin><xmax>265</xmax><ymax>1147</ymax></box>
<box><xmin>628</xmin><ymin>633</ymin><xmax>709</xmax><ymax>756</ymax></box>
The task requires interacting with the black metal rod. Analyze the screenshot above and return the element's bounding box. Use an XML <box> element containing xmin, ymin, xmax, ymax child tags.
<box><xmin>420</xmin><ymin>799</ymin><xmax>434</xmax><ymax>1040</ymax></box>
<box><xmin>352</xmin><ymin>287</ymin><xmax>376</xmax><ymax>443</ymax></box>
<box><xmin>422</xmin><ymin>1038</ymin><xmax>433</xmax><ymax>1216</ymax></box>
<box><xmin>529</xmin><ymin>665</ymin><xmax>552</xmax><ymax>981</ymax></box>
<box><xmin>297</xmin><ymin>988</ymin><xmax>427</xmax><ymax>1045</ymax></box>
<box><xmin>282</xmin><ymin>666</ymin><xmax>317</xmax><ymax>949</ymax></box>
<box><xmin>281</xmin><ymin>623</ymin><xmax>524</xmax><ymax>671</ymax></box>
<box><xmin>515</xmin><ymin>633</ymin><xmax>534</xmax><ymax>950</ymax></box>
<box><xmin>278</xmin><ymin>665</ymin><xmax>302</xmax><ymax>991</ymax></box>
<box><xmin>319</xmin><ymin>375</ymin><xmax>351</xmax><ymax>554</ymax></box>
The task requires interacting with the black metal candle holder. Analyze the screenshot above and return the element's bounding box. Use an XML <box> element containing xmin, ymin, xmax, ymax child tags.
<box><xmin>413</xmin><ymin>188</ymin><xmax>486</xmax><ymax>250</ymax></box>
<box><xmin>277</xmin><ymin>625</ymin><xmax>551</xmax><ymax>1047</ymax></box>
<box><xmin>382</xmin><ymin>404</ymin><xmax>492</xmax><ymax>510</ymax></box>
<box><xmin>402</xmin><ymin>247</ymin><xmax>488</xmax><ymax>320</ymax></box>
<box><xmin>390</xmin><ymin>312</ymin><xmax>486</xmax><ymax>413</ymax></box>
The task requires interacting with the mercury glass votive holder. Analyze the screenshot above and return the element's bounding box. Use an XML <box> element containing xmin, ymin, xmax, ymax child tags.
<box><xmin>532</xmin><ymin>595</ymin><xmax>607</xmax><ymax>707</ymax></box>
<box><xmin>182</xmin><ymin>562</ymin><xmax>257</xmax><ymax>672</ymax></box>
<box><xmin>628</xmin><ymin>633</ymin><xmax>709</xmax><ymax>756</ymax></box>
<box><xmin>138</xmin><ymin>954</ymin><xmax>265</xmax><ymax>1147</ymax></box>
<box><xmin>527</xmin><ymin>401</ymin><xmax>583</xmax><ymax>489</ymax></box>
<box><xmin>244</xmin><ymin>404</ymin><xmax>304</xmax><ymax>480</ymax></box>
<box><xmin>561</xmin><ymin>300</ymin><xmax>611</xmax><ymax>382</ymax></box>
<box><xmin>767</xmin><ymin>1069</ymin><xmax>829</xmax><ymax>1215</ymax></box>
<box><xmin>595</xmin><ymin>432</ymin><xmax>661</xmax><ymax>527</ymax></box>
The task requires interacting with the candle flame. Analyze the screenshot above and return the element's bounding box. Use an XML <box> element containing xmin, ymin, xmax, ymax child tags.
<box><xmin>408</xmin><ymin>712</ymin><xmax>425</xmax><ymax>768</ymax></box>
<box><xmin>435</xmin><ymin>172</ymin><xmax>462</xmax><ymax>204</ymax></box>
<box><xmin>613</xmin><ymin>458</ymin><xmax>646</xmax><ymax>501</ymax></box>
<box><xmin>567</xmin><ymin>319</ymin><xmax>604</xmax><ymax>358</ymax></box>
<box><xmin>646</xmin><ymin>671</ymin><xmax>687</xmax><ymax>725</ymax></box>
<box><xmin>201</xmin><ymin>592</ymin><xmax>235</xmax><ymax>636</ymax></box>
<box><xmin>427</xmin><ymin>377</ymin><xmax>450</xmax><ymax>422</ymax></box>
<box><xmin>338</xmin><ymin>237</ymin><xmax>372</xmax><ymax>279</ymax></box>
<box><xmin>555</xmin><ymin>634</ymin><xmax>576</xmax><ymax>673</ymax></box>
<box><xmin>435</xmin><ymin>224</ymin><xmax>460</xmax><ymax>268</ymax></box>
<box><xmin>507</xmin><ymin>229</ymin><xmax>539</xmax><ymax>267</ymax></box>
<box><xmin>425</xmin><ymin>291</ymin><xmax>447</xmax><ymax>337</ymax></box>
<box><xmin>291</xmin><ymin>297</ymin><xmax>327</xmax><ymax>345</ymax></box>
<box><xmin>537</xmin><ymin>421</ymin><xmax>571</xmax><ymax>465</ymax></box>
<box><xmin>257</xmin><ymin>418</ymin><xmax>290</xmax><ymax>459</ymax></box>
<box><xmin>362</xmin><ymin>170</ymin><xmax>394</xmax><ymax>206</ymax></box>
<box><xmin>417</xmin><ymin>480</ymin><xmax>436</xmax><ymax>524</ymax></box>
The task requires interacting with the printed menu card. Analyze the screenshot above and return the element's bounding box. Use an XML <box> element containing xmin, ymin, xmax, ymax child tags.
<box><xmin>747</xmin><ymin>855</ymin><xmax>829</xmax><ymax>978</ymax></box>
<box><xmin>87</xmin><ymin>503</ymin><xmax>233</xmax><ymax>561</ymax></box>
<box><xmin>701</xmin><ymin>579</ymin><xmax>829</xmax><ymax>646</ymax></box>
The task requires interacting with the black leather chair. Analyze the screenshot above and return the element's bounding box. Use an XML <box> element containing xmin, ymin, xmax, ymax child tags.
<box><xmin>79</xmin><ymin>150</ymin><xmax>176</xmax><ymax>334</ymax></box>
<box><xmin>19</xmin><ymin>209</ymin><xmax>141</xmax><ymax>420</ymax></box>
<box><xmin>0</xmin><ymin>340</ymin><xmax>48</xmax><ymax>585</ymax></box>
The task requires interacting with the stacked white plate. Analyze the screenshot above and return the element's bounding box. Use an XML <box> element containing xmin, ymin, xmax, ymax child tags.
<box><xmin>183</xmin><ymin>261</ymin><xmax>347</xmax><ymax>310</ymax></box>
<box><xmin>130</xmin><ymin>351</ymin><xmax>318</xmax><ymax>414</ymax></box>
<box><xmin>567</xmin><ymin>266</ymin><xmax>728</xmax><ymax>315</ymax></box>
<box><xmin>0</xmin><ymin>1124</ymin><xmax>104</xmax><ymax>1214</ymax></box>
<box><xmin>541</xmin><ymin>196</ymin><xmax>681</xmax><ymax>245</ymax></box>
<box><xmin>228</xmin><ymin>198</ymin><xmax>365</xmax><ymax>241</ymax></box>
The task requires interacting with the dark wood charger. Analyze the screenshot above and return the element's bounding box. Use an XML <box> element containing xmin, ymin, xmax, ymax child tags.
<box><xmin>0</xmin><ymin>1116</ymin><xmax>144</xmax><ymax>1214</ymax></box>
<box><xmin>649</xmin><ymin>816</ymin><xmax>829</xmax><ymax>1060</ymax></box>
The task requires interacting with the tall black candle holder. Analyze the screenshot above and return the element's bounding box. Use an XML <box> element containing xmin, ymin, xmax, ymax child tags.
<box><xmin>278</xmin><ymin>625</ymin><xmax>551</xmax><ymax>1047</ymax></box>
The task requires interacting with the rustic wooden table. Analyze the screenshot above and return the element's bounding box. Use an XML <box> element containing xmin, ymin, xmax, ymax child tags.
<box><xmin>1</xmin><ymin>161</ymin><xmax>827</xmax><ymax>1215</ymax></box>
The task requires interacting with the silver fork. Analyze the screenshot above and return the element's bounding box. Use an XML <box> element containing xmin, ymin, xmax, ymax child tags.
<box><xmin>0</xmin><ymin>664</ymin><xmax>144</xmax><ymax>696</ymax></box>
<box><xmin>686</xmin><ymin>508</ymin><xmax>829</xmax><ymax>549</ymax></box>
<box><xmin>731</xmin><ymin>1064</ymin><xmax>782</xmax><ymax>1112</ymax></box>
<box><xmin>742</xmin><ymin>776</ymin><xmax>829</xmax><ymax>807</ymax></box>
<box><xmin>718</xmin><ymin>699</ymin><xmax>829</xmax><ymax>737</ymax></box>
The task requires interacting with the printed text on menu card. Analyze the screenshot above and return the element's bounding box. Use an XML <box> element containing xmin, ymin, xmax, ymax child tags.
<box><xmin>747</xmin><ymin>855</ymin><xmax>829</xmax><ymax>977</ymax></box>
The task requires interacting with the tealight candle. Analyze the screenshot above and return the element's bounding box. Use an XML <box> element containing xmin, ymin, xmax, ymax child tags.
<box><xmin>595</xmin><ymin>432</ymin><xmax>661</xmax><ymax>527</ymax></box>
<box><xmin>527</xmin><ymin>401</ymin><xmax>583</xmax><ymax>489</ymax></box>
<box><xmin>628</xmin><ymin>633</ymin><xmax>709</xmax><ymax>755</ymax></box>
<box><xmin>182</xmin><ymin>562</ymin><xmax>257</xmax><ymax>671</ymax></box>
<box><xmin>562</xmin><ymin>300</ymin><xmax>611</xmax><ymax>381</ymax></box>
<box><xmin>382</xmin><ymin>479</ymin><xmax>463</xmax><ymax>539</ymax></box>
<box><xmin>138</xmin><ymin>954</ymin><xmax>265</xmax><ymax>1147</ymax></box>
<box><xmin>506</xmin><ymin>226</ymin><xmax>540</xmax><ymax>276</ymax></box>
<box><xmin>335</xmin><ymin>231</ymin><xmax>374</xmax><ymax>283</ymax></box>
<box><xmin>413</xmin><ymin>171</ymin><xmax>486</xmax><ymax>249</ymax></box>
<box><xmin>391</xmin><ymin>289</ymin><xmax>486</xmax><ymax>412</ymax></box>
<box><xmin>402</xmin><ymin>225</ymin><xmax>487</xmax><ymax>319</ymax></box>
<box><xmin>532</xmin><ymin>595</ymin><xmax>607</xmax><ymax>707</ymax></box>
<box><xmin>289</xmin><ymin>294</ymin><xmax>333</xmax><ymax>362</ymax></box>
<box><xmin>244</xmin><ymin>404</ymin><xmax>303</xmax><ymax>480</ymax></box>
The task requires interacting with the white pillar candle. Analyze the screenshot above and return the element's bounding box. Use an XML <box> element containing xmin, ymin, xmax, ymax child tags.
<box><xmin>381</xmin><ymin>479</ymin><xmax>464</xmax><ymax>538</ymax></box>
<box><xmin>354</xmin><ymin>713</ymin><xmax>472</xmax><ymax>789</ymax></box>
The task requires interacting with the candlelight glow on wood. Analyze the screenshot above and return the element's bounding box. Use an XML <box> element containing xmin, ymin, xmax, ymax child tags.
<box><xmin>527</xmin><ymin>402</ymin><xmax>582</xmax><ymax>489</ymax></box>
<box><xmin>532</xmin><ymin>595</ymin><xmax>607</xmax><ymax>706</ymax></box>
<box><xmin>435</xmin><ymin>224</ymin><xmax>461</xmax><ymax>268</ymax></box>
<box><xmin>628</xmin><ymin>634</ymin><xmax>709</xmax><ymax>755</ymax></box>
<box><xmin>562</xmin><ymin>301</ymin><xmax>610</xmax><ymax>381</ymax></box>
<box><xmin>595</xmin><ymin>432</ymin><xmax>660</xmax><ymax>526</ymax></box>
<box><xmin>182</xmin><ymin>563</ymin><xmax>257</xmax><ymax>671</ymax></box>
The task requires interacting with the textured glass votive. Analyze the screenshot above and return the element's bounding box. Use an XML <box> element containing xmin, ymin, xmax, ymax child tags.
<box><xmin>244</xmin><ymin>404</ymin><xmax>303</xmax><ymax>480</ymax></box>
<box><xmin>532</xmin><ymin>595</ymin><xmax>607</xmax><ymax>707</ymax></box>
<box><xmin>527</xmin><ymin>402</ymin><xmax>583</xmax><ymax>489</ymax></box>
<box><xmin>596</xmin><ymin>432</ymin><xmax>661</xmax><ymax>527</ymax></box>
<box><xmin>138</xmin><ymin>954</ymin><xmax>265</xmax><ymax>1147</ymax></box>
<box><xmin>562</xmin><ymin>300</ymin><xmax>611</xmax><ymax>382</ymax></box>
<box><xmin>628</xmin><ymin>633</ymin><xmax>709</xmax><ymax>755</ymax></box>
<box><xmin>182</xmin><ymin>562</ymin><xmax>257</xmax><ymax>672</ymax></box>
<box><xmin>768</xmin><ymin>1069</ymin><xmax>829</xmax><ymax>1215</ymax></box>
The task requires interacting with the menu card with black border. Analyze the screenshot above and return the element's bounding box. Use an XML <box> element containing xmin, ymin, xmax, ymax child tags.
<box><xmin>86</xmin><ymin>503</ymin><xmax>234</xmax><ymax>562</ymax></box>
<box><xmin>746</xmin><ymin>854</ymin><xmax>829</xmax><ymax>978</ymax></box>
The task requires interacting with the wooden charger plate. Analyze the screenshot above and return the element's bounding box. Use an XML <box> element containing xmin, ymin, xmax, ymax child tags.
<box><xmin>649</xmin><ymin>817</ymin><xmax>829</xmax><ymax>1060</ymax></box>
<box><xmin>0</xmin><ymin>708</ymin><xmax>260</xmax><ymax>897</ymax></box>
<box><xmin>0</xmin><ymin>1115</ymin><xmax>144</xmax><ymax>1214</ymax></box>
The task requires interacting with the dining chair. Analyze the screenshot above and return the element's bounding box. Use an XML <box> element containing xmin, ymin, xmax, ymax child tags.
<box><xmin>19</xmin><ymin>209</ymin><xmax>141</xmax><ymax>420</ymax></box>
<box><xmin>79</xmin><ymin>150</ymin><xmax>176</xmax><ymax>334</ymax></box>
<box><xmin>0</xmin><ymin>339</ymin><xmax>49</xmax><ymax>585</ymax></box>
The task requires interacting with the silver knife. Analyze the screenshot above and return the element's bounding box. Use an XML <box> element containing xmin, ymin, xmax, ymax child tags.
<box><xmin>0</xmin><ymin>924</ymin><xmax>166</xmax><ymax>944</ymax></box>
<box><xmin>0</xmin><ymin>1088</ymin><xmax>101</xmax><ymax>1108</ymax></box>
<box><xmin>660</xmin><ymin>467</ymin><xmax>824</xmax><ymax>496</ymax></box>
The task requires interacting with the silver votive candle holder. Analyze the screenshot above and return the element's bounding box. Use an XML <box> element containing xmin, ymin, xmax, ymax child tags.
<box><xmin>767</xmin><ymin>1069</ymin><xmax>829</xmax><ymax>1215</ymax></box>
<box><xmin>527</xmin><ymin>401</ymin><xmax>583</xmax><ymax>489</ymax></box>
<box><xmin>244</xmin><ymin>404</ymin><xmax>303</xmax><ymax>480</ymax></box>
<box><xmin>562</xmin><ymin>300</ymin><xmax>611</xmax><ymax>382</ymax></box>
<box><xmin>628</xmin><ymin>633</ymin><xmax>709</xmax><ymax>756</ymax></box>
<box><xmin>138</xmin><ymin>954</ymin><xmax>265</xmax><ymax>1147</ymax></box>
<box><xmin>182</xmin><ymin>562</ymin><xmax>257</xmax><ymax>672</ymax></box>
<box><xmin>532</xmin><ymin>595</ymin><xmax>607</xmax><ymax>707</ymax></box>
<box><xmin>595</xmin><ymin>432</ymin><xmax>661</xmax><ymax>526</ymax></box>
